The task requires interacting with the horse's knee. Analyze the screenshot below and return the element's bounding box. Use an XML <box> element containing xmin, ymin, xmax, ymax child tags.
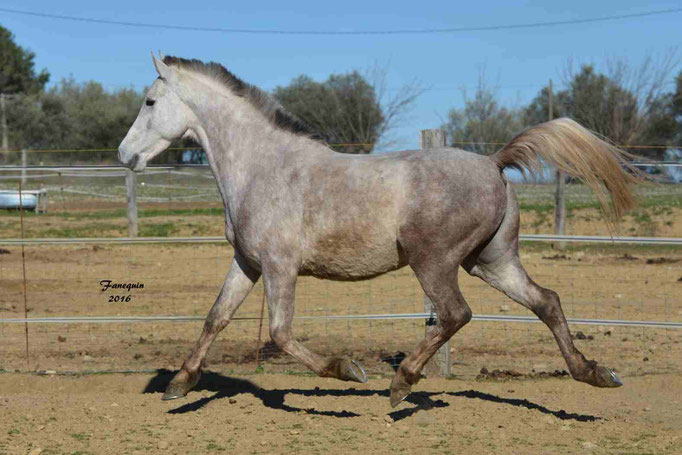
<box><xmin>203</xmin><ymin>312</ymin><xmax>227</xmax><ymax>333</ymax></box>
<box><xmin>269</xmin><ymin>325</ymin><xmax>291</xmax><ymax>350</ymax></box>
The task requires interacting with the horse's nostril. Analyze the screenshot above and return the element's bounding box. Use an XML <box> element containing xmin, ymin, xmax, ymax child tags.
<box><xmin>128</xmin><ymin>154</ymin><xmax>139</xmax><ymax>169</ymax></box>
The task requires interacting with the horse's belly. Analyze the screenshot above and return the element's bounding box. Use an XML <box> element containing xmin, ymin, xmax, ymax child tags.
<box><xmin>301</xmin><ymin>238</ymin><xmax>406</xmax><ymax>281</ymax></box>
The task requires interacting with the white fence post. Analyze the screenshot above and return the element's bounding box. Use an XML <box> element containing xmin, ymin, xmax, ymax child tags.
<box><xmin>419</xmin><ymin>128</ymin><xmax>451</xmax><ymax>377</ymax></box>
<box><xmin>125</xmin><ymin>169</ymin><xmax>138</xmax><ymax>237</ymax></box>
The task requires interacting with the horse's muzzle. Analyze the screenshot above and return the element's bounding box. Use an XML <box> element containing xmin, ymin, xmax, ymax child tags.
<box><xmin>125</xmin><ymin>154</ymin><xmax>139</xmax><ymax>170</ymax></box>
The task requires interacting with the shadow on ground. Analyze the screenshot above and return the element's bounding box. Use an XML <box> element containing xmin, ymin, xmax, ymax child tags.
<box><xmin>143</xmin><ymin>369</ymin><xmax>599</xmax><ymax>422</ymax></box>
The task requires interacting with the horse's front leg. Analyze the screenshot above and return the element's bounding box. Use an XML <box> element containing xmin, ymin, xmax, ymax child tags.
<box><xmin>264</xmin><ymin>261</ymin><xmax>367</xmax><ymax>383</ymax></box>
<box><xmin>162</xmin><ymin>253</ymin><xmax>260</xmax><ymax>400</ymax></box>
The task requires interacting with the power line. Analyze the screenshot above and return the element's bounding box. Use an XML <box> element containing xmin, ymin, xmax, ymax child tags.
<box><xmin>1</xmin><ymin>6</ymin><xmax>681</xmax><ymax>36</ymax></box>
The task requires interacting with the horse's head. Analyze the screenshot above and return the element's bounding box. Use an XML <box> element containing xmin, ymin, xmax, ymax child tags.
<box><xmin>118</xmin><ymin>53</ymin><xmax>198</xmax><ymax>171</ymax></box>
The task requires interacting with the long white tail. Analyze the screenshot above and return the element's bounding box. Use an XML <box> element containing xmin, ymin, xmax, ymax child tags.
<box><xmin>492</xmin><ymin>117</ymin><xmax>643</xmax><ymax>223</ymax></box>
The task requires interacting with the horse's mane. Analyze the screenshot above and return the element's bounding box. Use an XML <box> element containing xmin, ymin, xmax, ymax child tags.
<box><xmin>163</xmin><ymin>56</ymin><xmax>315</xmax><ymax>137</ymax></box>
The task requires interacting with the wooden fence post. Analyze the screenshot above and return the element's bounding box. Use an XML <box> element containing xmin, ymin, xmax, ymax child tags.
<box><xmin>550</xmin><ymin>78</ymin><xmax>567</xmax><ymax>249</ymax></box>
<box><xmin>419</xmin><ymin>128</ymin><xmax>451</xmax><ymax>377</ymax></box>
<box><xmin>21</xmin><ymin>149</ymin><xmax>27</xmax><ymax>186</ymax></box>
<box><xmin>125</xmin><ymin>169</ymin><xmax>138</xmax><ymax>237</ymax></box>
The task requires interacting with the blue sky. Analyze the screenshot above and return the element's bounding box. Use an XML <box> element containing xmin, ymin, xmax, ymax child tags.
<box><xmin>1</xmin><ymin>1</ymin><xmax>681</xmax><ymax>150</ymax></box>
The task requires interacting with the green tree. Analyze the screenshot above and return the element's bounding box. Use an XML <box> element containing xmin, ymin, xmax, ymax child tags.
<box><xmin>673</xmin><ymin>70</ymin><xmax>682</xmax><ymax>144</ymax></box>
<box><xmin>6</xmin><ymin>91</ymin><xmax>69</xmax><ymax>150</ymax></box>
<box><xmin>274</xmin><ymin>72</ymin><xmax>384</xmax><ymax>153</ymax></box>
<box><xmin>55</xmin><ymin>78</ymin><xmax>143</xmax><ymax>150</ymax></box>
<box><xmin>522</xmin><ymin>85</ymin><xmax>571</xmax><ymax>126</ymax></box>
<box><xmin>524</xmin><ymin>66</ymin><xmax>639</xmax><ymax>143</ymax></box>
<box><xmin>525</xmin><ymin>58</ymin><xmax>680</xmax><ymax>159</ymax></box>
<box><xmin>442</xmin><ymin>84</ymin><xmax>522</xmax><ymax>155</ymax></box>
<box><xmin>637</xmin><ymin>92</ymin><xmax>678</xmax><ymax>150</ymax></box>
<box><xmin>0</xmin><ymin>25</ymin><xmax>49</xmax><ymax>94</ymax></box>
<box><xmin>6</xmin><ymin>78</ymin><xmax>144</xmax><ymax>163</ymax></box>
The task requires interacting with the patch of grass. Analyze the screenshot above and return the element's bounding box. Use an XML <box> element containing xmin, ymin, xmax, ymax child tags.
<box><xmin>518</xmin><ymin>241</ymin><xmax>682</xmax><ymax>255</ymax></box>
<box><xmin>40</xmin><ymin>223</ymin><xmax>124</xmax><ymax>238</ymax></box>
<box><xmin>61</xmin><ymin>209</ymin><xmax>126</xmax><ymax>220</ymax></box>
<box><xmin>0</xmin><ymin>207</ymin><xmax>224</xmax><ymax>221</ymax></box>
<box><xmin>629</xmin><ymin>433</ymin><xmax>657</xmax><ymax>443</ymax></box>
<box><xmin>140</xmin><ymin>207</ymin><xmax>224</xmax><ymax>217</ymax></box>
<box><xmin>0</xmin><ymin>209</ymin><xmax>39</xmax><ymax>217</ymax></box>
<box><xmin>631</xmin><ymin>210</ymin><xmax>652</xmax><ymax>224</ymax></box>
<box><xmin>139</xmin><ymin>222</ymin><xmax>178</xmax><ymax>237</ymax></box>
<box><xmin>69</xmin><ymin>432</ymin><xmax>89</xmax><ymax>441</ymax></box>
<box><xmin>518</xmin><ymin>202</ymin><xmax>557</xmax><ymax>213</ymax></box>
<box><xmin>530</xmin><ymin>212</ymin><xmax>549</xmax><ymax>231</ymax></box>
<box><xmin>206</xmin><ymin>442</ymin><xmax>227</xmax><ymax>451</ymax></box>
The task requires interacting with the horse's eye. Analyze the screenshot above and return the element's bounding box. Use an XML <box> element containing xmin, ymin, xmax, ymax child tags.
<box><xmin>146</xmin><ymin>99</ymin><xmax>155</xmax><ymax>107</ymax></box>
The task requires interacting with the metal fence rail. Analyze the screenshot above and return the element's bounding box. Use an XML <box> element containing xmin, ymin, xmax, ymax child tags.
<box><xmin>2</xmin><ymin>314</ymin><xmax>680</xmax><ymax>329</ymax></box>
<box><xmin>2</xmin><ymin>234</ymin><xmax>682</xmax><ymax>246</ymax></box>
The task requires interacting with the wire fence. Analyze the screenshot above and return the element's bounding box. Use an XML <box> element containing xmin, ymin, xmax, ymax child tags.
<box><xmin>0</xmin><ymin>165</ymin><xmax>680</xmax><ymax>380</ymax></box>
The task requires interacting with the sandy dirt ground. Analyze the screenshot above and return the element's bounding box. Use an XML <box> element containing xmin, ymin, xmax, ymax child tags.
<box><xmin>0</xmin><ymin>371</ymin><xmax>680</xmax><ymax>455</ymax></box>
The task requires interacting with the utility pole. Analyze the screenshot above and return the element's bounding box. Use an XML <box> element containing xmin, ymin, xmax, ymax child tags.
<box><xmin>551</xmin><ymin>79</ymin><xmax>567</xmax><ymax>250</ymax></box>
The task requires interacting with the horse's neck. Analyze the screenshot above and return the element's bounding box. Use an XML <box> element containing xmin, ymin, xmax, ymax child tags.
<box><xmin>189</xmin><ymin>90</ymin><xmax>323</xmax><ymax>219</ymax></box>
<box><xmin>199</xmin><ymin>108</ymin><xmax>295</xmax><ymax>180</ymax></box>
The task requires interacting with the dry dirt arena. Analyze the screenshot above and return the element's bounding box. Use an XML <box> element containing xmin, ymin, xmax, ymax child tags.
<box><xmin>1</xmin><ymin>242</ymin><xmax>681</xmax><ymax>454</ymax></box>
<box><xmin>0</xmin><ymin>371</ymin><xmax>680</xmax><ymax>455</ymax></box>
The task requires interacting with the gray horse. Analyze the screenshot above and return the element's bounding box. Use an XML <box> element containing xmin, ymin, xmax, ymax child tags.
<box><xmin>119</xmin><ymin>54</ymin><xmax>639</xmax><ymax>407</ymax></box>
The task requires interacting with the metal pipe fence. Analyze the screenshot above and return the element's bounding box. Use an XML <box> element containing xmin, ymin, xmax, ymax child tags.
<box><xmin>0</xmin><ymin>165</ymin><xmax>680</xmax><ymax>379</ymax></box>
<box><xmin>1</xmin><ymin>234</ymin><xmax>680</xmax><ymax>379</ymax></box>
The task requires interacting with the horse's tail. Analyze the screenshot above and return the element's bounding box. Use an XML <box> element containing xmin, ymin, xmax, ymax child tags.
<box><xmin>491</xmin><ymin>117</ymin><xmax>643</xmax><ymax>223</ymax></box>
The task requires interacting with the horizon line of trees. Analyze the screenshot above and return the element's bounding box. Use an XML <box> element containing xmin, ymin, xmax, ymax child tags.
<box><xmin>444</xmin><ymin>54</ymin><xmax>682</xmax><ymax>162</ymax></box>
<box><xmin>2</xmin><ymin>24</ymin><xmax>681</xmax><ymax>166</ymax></box>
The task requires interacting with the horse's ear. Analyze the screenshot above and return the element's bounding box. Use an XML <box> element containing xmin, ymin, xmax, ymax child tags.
<box><xmin>151</xmin><ymin>51</ymin><xmax>173</xmax><ymax>81</ymax></box>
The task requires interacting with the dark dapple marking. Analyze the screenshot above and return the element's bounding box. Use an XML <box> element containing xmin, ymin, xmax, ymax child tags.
<box><xmin>120</xmin><ymin>53</ymin><xmax>639</xmax><ymax>407</ymax></box>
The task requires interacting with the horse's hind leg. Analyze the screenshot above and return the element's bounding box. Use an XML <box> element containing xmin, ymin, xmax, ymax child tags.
<box><xmin>464</xmin><ymin>245</ymin><xmax>623</xmax><ymax>389</ymax></box>
<box><xmin>163</xmin><ymin>254</ymin><xmax>260</xmax><ymax>400</ymax></box>
<box><xmin>262</xmin><ymin>263</ymin><xmax>367</xmax><ymax>384</ymax></box>
<box><xmin>390</xmin><ymin>261</ymin><xmax>472</xmax><ymax>407</ymax></box>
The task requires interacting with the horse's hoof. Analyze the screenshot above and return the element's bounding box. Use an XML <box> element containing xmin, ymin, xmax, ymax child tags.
<box><xmin>329</xmin><ymin>358</ymin><xmax>368</xmax><ymax>383</ymax></box>
<box><xmin>594</xmin><ymin>366</ymin><xmax>623</xmax><ymax>388</ymax></box>
<box><xmin>161</xmin><ymin>385</ymin><xmax>187</xmax><ymax>401</ymax></box>
<box><xmin>347</xmin><ymin>360</ymin><xmax>368</xmax><ymax>383</ymax></box>
<box><xmin>162</xmin><ymin>370</ymin><xmax>200</xmax><ymax>401</ymax></box>
<box><xmin>389</xmin><ymin>375</ymin><xmax>412</xmax><ymax>408</ymax></box>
